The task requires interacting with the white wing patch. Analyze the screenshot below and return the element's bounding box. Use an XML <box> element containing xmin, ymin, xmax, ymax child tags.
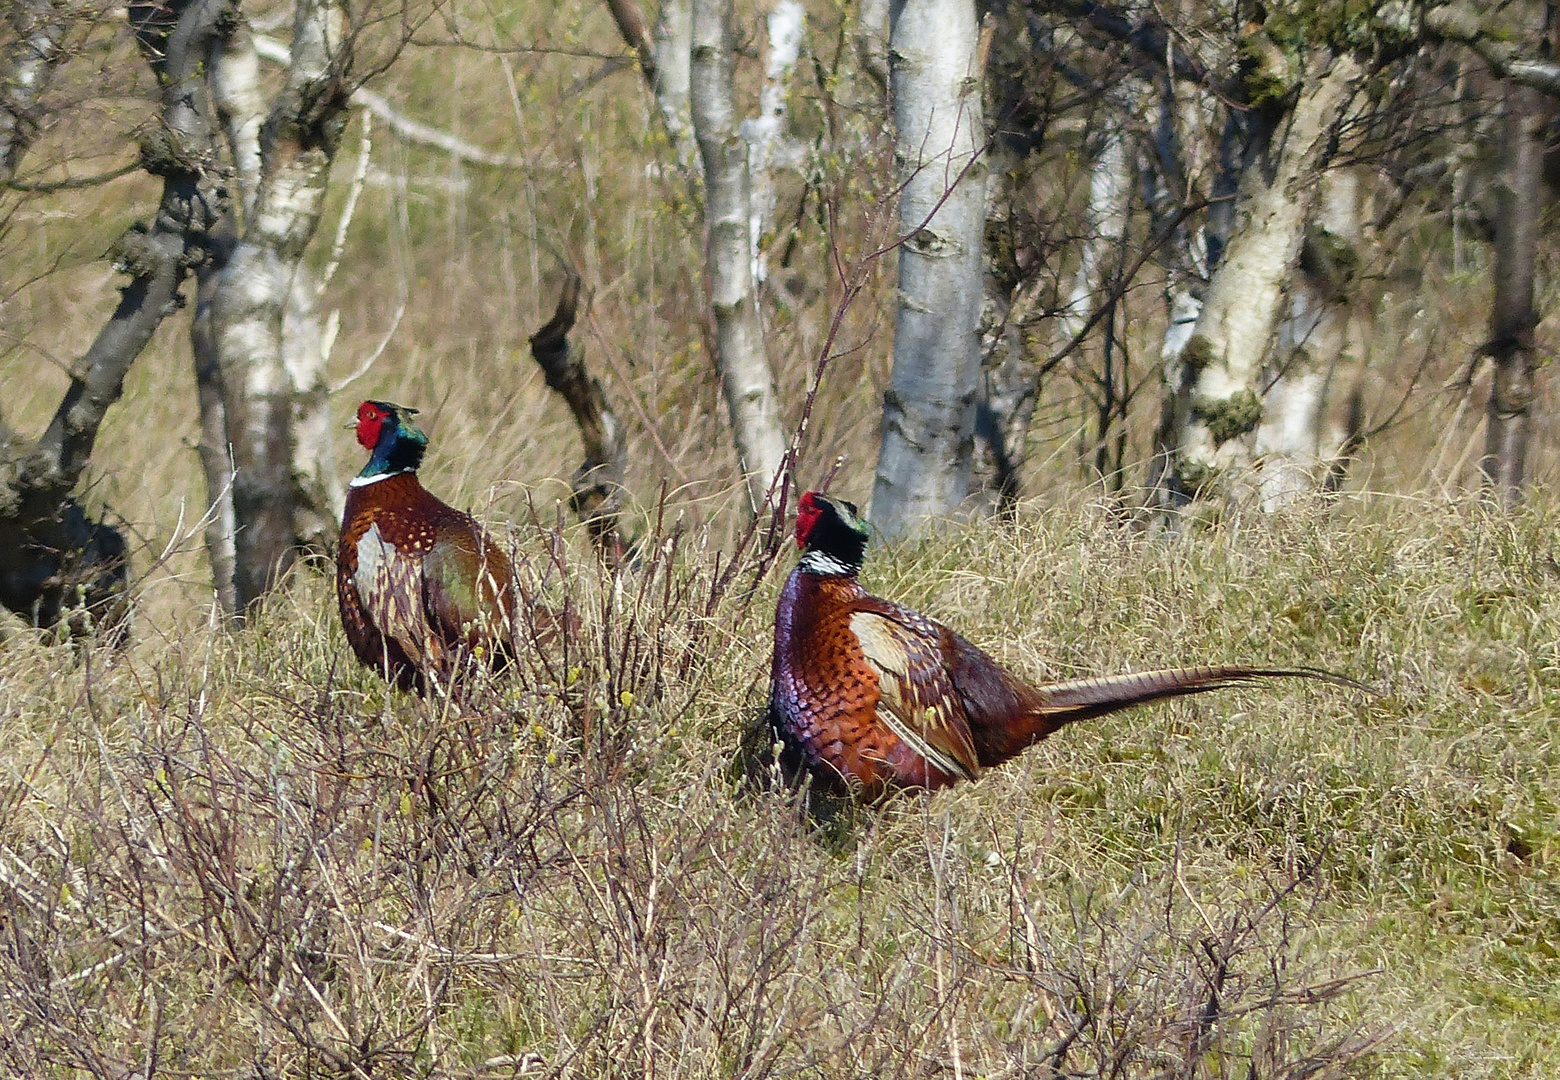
<box><xmin>850</xmin><ymin>612</ymin><xmax>913</xmax><ymax>684</ymax></box>
<box><xmin>355</xmin><ymin>522</ymin><xmax>442</xmax><ymax>671</ymax></box>
<box><xmin>355</xmin><ymin>523</ymin><xmax>392</xmax><ymax>600</ymax></box>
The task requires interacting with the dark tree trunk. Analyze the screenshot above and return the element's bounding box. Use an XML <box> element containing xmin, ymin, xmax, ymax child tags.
<box><xmin>1480</xmin><ymin>77</ymin><xmax>1549</xmax><ymax>505</ymax></box>
<box><xmin>0</xmin><ymin>0</ymin><xmax>227</xmax><ymax>640</ymax></box>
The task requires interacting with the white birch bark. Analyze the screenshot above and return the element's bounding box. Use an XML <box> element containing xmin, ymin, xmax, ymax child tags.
<box><xmin>1254</xmin><ymin>167</ymin><xmax>1365</xmax><ymax>508</ymax></box>
<box><xmin>690</xmin><ymin>0</ymin><xmax>787</xmax><ymax>514</ymax></box>
<box><xmin>870</xmin><ymin>0</ymin><xmax>986</xmax><ymax>539</ymax></box>
<box><xmin>739</xmin><ymin>0</ymin><xmax>805</xmax><ymax>286</ymax></box>
<box><xmin>209</xmin><ymin>12</ymin><xmax>265</xmax><ymax>219</ymax></box>
<box><xmin>974</xmin><ymin>137</ymin><xmax>1034</xmax><ymax>513</ymax></box>
<box><xmin>195</xmin><ymin>11</ymin><xmax>265</xmax><ymax>615</ymax></box>
<box><xmin>1481</xmin><ymin>77</ymin><xmax>1549</xmax><ymax>506</ymax></box>
<box><xmin>191</xmin><ymin>247</ymin><xmax>239</xmax><ymax>616</ymax></box>
<box><xmin>285</xmin><ymin>264</ymin><xmax>340</xmax><ymax>550</ymax></box>
<box><xmin>212</xmin><ymin>0</ymin><xmax>348</xmax><ymax>608</ymax></box>
<box><xmin>1168</xmin><ymin>52</ymin><xmax>1363</xmax><ymax>505</ymax></box>
<box><xmin>977</xmin><ymin>118</ymin><xmax>1129</xmax><ymax>510</ymax></box>
<box><xmin>652</xmin><ymin>0</ymin><xmax>699</xmax><ymax>172</ymax></box>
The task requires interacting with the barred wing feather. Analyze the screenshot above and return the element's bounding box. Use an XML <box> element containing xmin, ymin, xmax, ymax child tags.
<box><xmin>355</xmin><ymin>523</ymin><xmax>445</xmax><ymax>674</ymax></box>
<box><xmin>850</xmin><ymin>610</ymin><xmax>981</xmax><ymax>782</ymax></box>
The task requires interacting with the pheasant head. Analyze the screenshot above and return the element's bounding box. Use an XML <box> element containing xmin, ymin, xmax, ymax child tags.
<box><xmin>794</xmin><ymin>491</ymin><xmax>868</xmax><ymax>576</ymax></box>
<box><xmin>353</xmin><ymin>400</ymin><xmax>428</xmax><ymax>485</ymax></box>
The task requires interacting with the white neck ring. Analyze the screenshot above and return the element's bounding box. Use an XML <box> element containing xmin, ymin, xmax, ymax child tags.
<box><xmin>798</xmin><ymin>550</ymin><xmax>856</xmax><ymax>576</ymax></box>
<box><xmin>349</xmin><ymin>469</ymin><xmax>411</xmax><ymax>488</ymax></box>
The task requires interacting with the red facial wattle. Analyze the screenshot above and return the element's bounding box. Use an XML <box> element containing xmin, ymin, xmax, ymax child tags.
<box><xmin>356</xmin><ymin>402</ymin><xmax>384</xmax><ymax>450</ymax></box>
<box><xmin>795</xmin><ymin>491</ymin><xmax>822</xmax><ymax>549</ymax></box>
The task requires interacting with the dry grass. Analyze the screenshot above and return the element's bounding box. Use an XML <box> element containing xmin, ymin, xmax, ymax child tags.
<box><xmin>1</xmin><ymin>492</ymin><xmax>1558</xmax><ymax>1076</ymax></box>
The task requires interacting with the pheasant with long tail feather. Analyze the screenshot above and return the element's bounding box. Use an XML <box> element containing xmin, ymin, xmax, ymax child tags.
<box><xmin>768</xmin><ymin>491</ymin><xmax>1352</xmax><ymax>800</ymax></box>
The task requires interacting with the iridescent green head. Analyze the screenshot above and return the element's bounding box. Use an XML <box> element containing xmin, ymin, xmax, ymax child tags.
<box><xmin>354</xmin><ymin>400</ymin><xmax>428</xmax><ymax>480</ymax></box>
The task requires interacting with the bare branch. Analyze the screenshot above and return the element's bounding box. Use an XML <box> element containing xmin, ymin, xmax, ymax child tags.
<box><xmin>1424</xmin><ymin>3</ymin><xmax>1560</xmax><ymax>97</ymax></box>
<box><xmin>603</xmin><ymin>0</ymin><xmax>659</xmax><ymax>86</ymax></box>
<box><xmin>1034</xmin><ymin>0</ymin><xmax>1213</xmax><ymax>87</ymax></box>
<box><xmin>253</xmin><ymin>34</ymin><xmax>536</xmax><ymax>169</ymax></box>
<box><xmin>22</xmin><ymin>0</ymin><xmax>227</xmax><ymax>504</ymax></box>
<box><xmin>6</xmin><ymin>161</ymin><xmax>138</xmax><ymax>191</ymax></box>
<box><xmin>529</xmin><ymin>273</ymin><xmax>632</xmax><ymax>566</ymax></box>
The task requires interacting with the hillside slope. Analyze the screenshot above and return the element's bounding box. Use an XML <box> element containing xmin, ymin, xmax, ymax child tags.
<box><xmin>1</xmin><ymin>496</ymin><xmax>1555</xmax><ymax>1077</ymax></box>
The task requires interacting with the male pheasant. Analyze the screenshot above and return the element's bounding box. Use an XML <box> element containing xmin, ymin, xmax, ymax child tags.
<box><xmin>338</xmin><ymin>400</ymin><xmax>516</xmax><ymax>691</ymax></box>
<box><xmin>769</xmin><ymin>491</ymin><xmax>1345</xmax><ymax>800</ymax></box>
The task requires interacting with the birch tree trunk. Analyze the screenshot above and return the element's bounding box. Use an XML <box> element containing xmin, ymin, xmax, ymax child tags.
<box><xmin>1159</xmin><ymin>52</ymin><xmax>1363</xmax><ymax>512</ymax></box>
<box><xmin>690</xmin><ymin>0</ymin><xmax>787</xmax><ymax>514</ymax></box>
<box><xmin>203</xmin><ymin>14</ymin><xmax>342</xmax><ymax>607</ymax></box>
<box><xmin>0</xmin><ymin>0</ymin><xmax>68</xmax><ymax>187</ymax></box>
<box><xmin>652</xmin><ymin>0</ymin><xmax>699</xmax><ymax>172</ymax></box>
<box><xmin>1480</xmin><ymin>77</ymin><xmax>1548</xmax><ymax>506</ymax></box>
<box><xmin>1058</xmin><ymin>124</ymin><xmax>1131</xmax><ymax>346</ymax></box>
<box><xmin>191</xmin><ymin>227</ymin><xmax>240</xmax><ymax>616</ymax></box>
<box><xmin>212</xmin><ymin>0</ymin><xmax>350</xmax><ymax>610</ymax></box>
<box><xmin>607</xmin><ymin>0</ymin><xmax>700</xmax><ymax>174</ymax></box>
<box><xmin>191</xmin><ymin>9</ymin><xmax>265</xmax><ymax>617</ymax></box>
<box><xmin>854</xmin><ymin>0</ymin><xmax>891</xmax><ymax>92</ymax></box>
<box><xmin>1145</xmin><ymin>99</ymin><xmax>1243</xmax><ymax>517</ymax></box>
<box><xmin>285</xmin><ymin>264</ymin><xmax>339</xmax><ymax>552</ymax></box>
<box><xmin>978</xmin><ymin>117</ymin><xmax>1129</xmax><ymax>512</ymax></box>
<box><xmin>870</xmin><ymin>0</ymin><xmax>986</xmax><ymax>540</ymax></box>
<box><xmin>1254</xmin><ymin>167</ymin><xmax>1367</xmax><ymax>508</ymax></box>
<box><xmin>740</xmin><ymin>0</ymin><xmax>805</xmax><ymax>286</ymax></box>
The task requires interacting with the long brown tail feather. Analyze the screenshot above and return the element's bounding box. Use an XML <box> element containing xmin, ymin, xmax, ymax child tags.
<box><xmin>972</xmin><ymin>665</ymin><xmax>1365</xmax><ymax>767</ymax></box>
<box><xmin>1033</xmin><ymin>664</ymin><xmax>1365</xmax><ymax>726</ymax></box>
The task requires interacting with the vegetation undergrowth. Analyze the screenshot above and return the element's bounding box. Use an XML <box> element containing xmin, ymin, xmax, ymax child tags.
<box><xmin>1</xmin><ymin>491</ymin><xmax>1557</xmax><ymax>1077</ymax></box>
